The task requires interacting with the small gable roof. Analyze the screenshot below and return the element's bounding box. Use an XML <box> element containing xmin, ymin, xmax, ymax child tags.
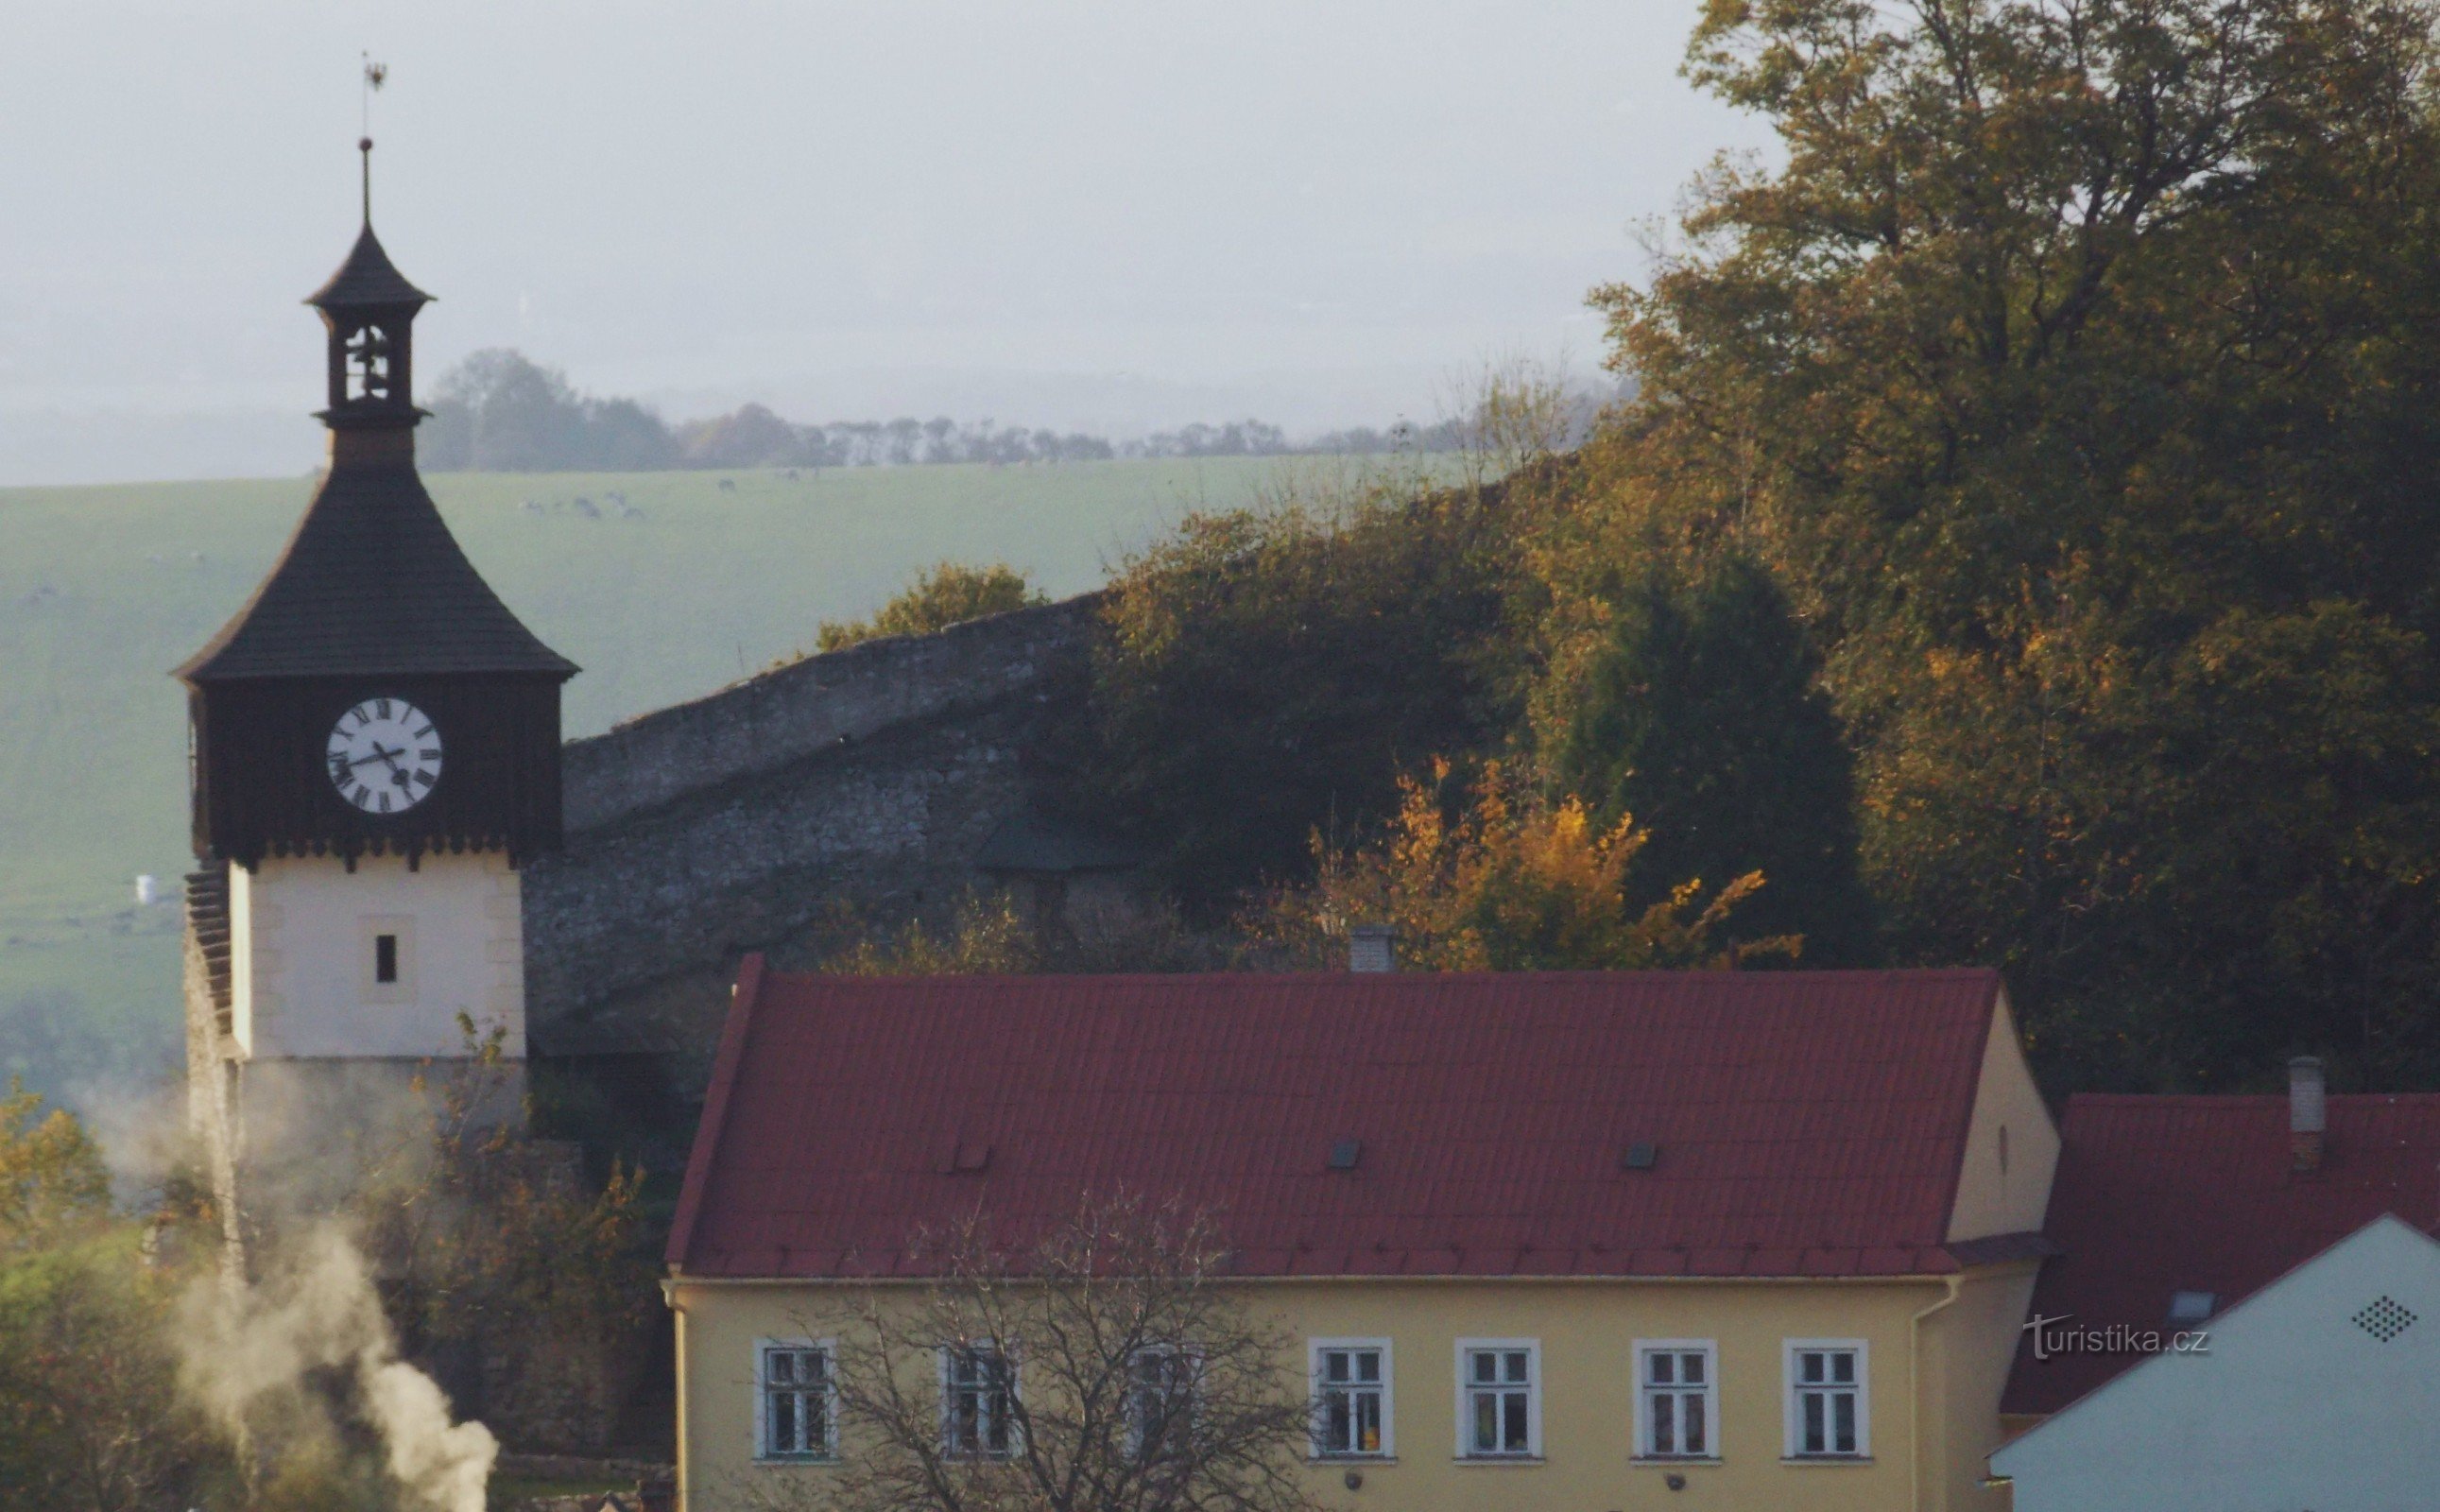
<box><xmin>2003</xmin><ymin>1092</ymin><xmax>2440</xmax><ymax>1416</ymax></box>
<box><xmin>669</xmin><ymin>964</ymin><xmax>2016</xmax><ymax>1280</ymax></box>
<box><xmin>176</xmin><ymin>463</ymin><xmax>576</xmax><ymax>682</ymax></box>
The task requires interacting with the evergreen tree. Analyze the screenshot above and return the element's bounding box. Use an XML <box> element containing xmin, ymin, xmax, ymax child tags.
<box><xmin>1555</xmin><ymin>558</ymin><xmax>1875</xmax><ymax>965</ymax></box>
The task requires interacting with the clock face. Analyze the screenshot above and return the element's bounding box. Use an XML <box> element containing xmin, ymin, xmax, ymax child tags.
<box><xmin>326</xmin><ymin>697</ymin><xmax>443</xmax><ymax>816</ymax></box>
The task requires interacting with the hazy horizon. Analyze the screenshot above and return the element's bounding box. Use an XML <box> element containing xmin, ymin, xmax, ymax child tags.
<box><xmin>0</xmin><ymin>1</ymin><xmax>1771</xmax><ymax>485</ymax></box>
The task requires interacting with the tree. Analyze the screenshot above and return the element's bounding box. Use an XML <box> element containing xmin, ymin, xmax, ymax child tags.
<box><xmin>1069</xmin><ymin>482</ymin><xmax>1524</xmax><ymax>908</ymax></box>
<box><xmin>1575</xmin><ymin>0</ymin><xmax>2440</xmax><ymax>1088</ymax></box>
<box><xmin>1250</xmin><ymin>760</ymin><xmax>1793</xmax><ymax>971</ymax></box>
<box><xmin>0</xmin><ymin>1077</ymin><xmax>109</xmax><ymax>1243</ymax></box>
<box><xmin>0</xmin><ymin>1084</ymin><xmax>227</xmax><ymax>1512</ymax></box>
<box><xmin>739</xmin><ymin>1195</ymin><xmax>1323</xmax><ymax>1512</ymax></box>
<box><xmin>816</xmin><ymin>563</ymin><xmax>1050</xmax><ymax>654</ymax></box>
<box><xmin>1555</xmin><ymin>558</ymin><xmax>1876</xmax><ymax>963</ymax></box>
<box><xmin>352</xmin><ymin>1028</ymin><xmax>655</xmax><ymax>1454</ymax></box>
<box><xmin>423</xmin><ymin>350</ymin><xmax>683</xmax><ymax>471</ymax></box>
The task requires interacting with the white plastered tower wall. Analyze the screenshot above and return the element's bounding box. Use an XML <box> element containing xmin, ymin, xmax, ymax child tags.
<box><xmin>230</xmin><ymin>850</ymin><xmax>525</xmax><ymax>1060</ymax></box>
<box><xmin>202</xmin><ymin>849</ymin><xmax>531</xmax><ymax>1225</ymax></box>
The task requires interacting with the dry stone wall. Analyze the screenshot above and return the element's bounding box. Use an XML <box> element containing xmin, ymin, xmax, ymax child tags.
<box><xmin>523</xmin><ymin>596</ymin><xmax>1101</xmax><ymax>1085</ymax></box>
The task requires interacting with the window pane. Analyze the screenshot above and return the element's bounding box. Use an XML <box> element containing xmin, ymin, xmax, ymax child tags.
<box><xmin>1504</xmin><ymin>1350</ymin><xmax>1528</xmax><ymax>1383</ymax></box>
<box><xmin>1832</xmin><ymin>1352</ymin><xmax>1855</xmax><ymax>1384</ymax></box>
<box><xmin>1326</xmin><ymin>1351</ymin><xmax>1350</xmax><ymax>1383</ymax></box>
<box><xmin>1473</xmin><ymin>1393</ymin><xmax>1497</xmax><ymax>1452</ymax></box>
<box><xmin>1326</xmin><ymin>1392</ymin><xmax>1351</xmax><ymax>1452</ymax></box>
<box><xmin>769</xmin><ymin>1351</ymin><xmax>799</xmax><ymax>1386</ymax></box>
<box><xmin>1803</xmin><ymin>1391</ymin><xmax>1825</xmax><ymax>1454</ymax></box>
<box><xmin>1356</xmin><ymin>1351</ymin><xmax>1380</xmax><ymax>1383</ymax></box>
<box><xmin>1357</xmin><ymin>1393</ymin><xmax>1382</xmax><ymax>1453</ymax></box>
<box><xmin>773</xmin><ymin>1392</ymin><xmax>799</xmax><ymax>1452</ymax></box>
<box><xmin>1653</xmin><ymin>1393</ymin><xmax>1675</xmax><ymax>1454</ymax></box>
<box><xmin>1504</xmin><ymin>1391</ymin><xmax>1528</xmax><ymax>1452</ymax></box>
<box><xmin>1800</xmin><ymin>1351</ymin><xmax>1823</xmax><ymax>1384</ymax></box>
<box><xmin>1682</xmin><ymin>1351</ymin><xmax>1705</xmax><ymax>1385</ymax></box>
<box><xmin>1472</xmin><ymin>1351</ymin><xmax>1497</xmax><ymax>1384</ymax></box>
<box><xmin>1650</xmin><ymin>1353</ymin><xmax>1675</xmax><ymax>1385</ymax></box>
<box><xmin>1834</xmin><ymin>1392</ymin><xmax>1856</xmax><ymax>1453</ymax></box>
<box><xmin>1685</xmin><ymin>1391</ymin><xmax>1707</xmax><ymax>1455</ymax></box>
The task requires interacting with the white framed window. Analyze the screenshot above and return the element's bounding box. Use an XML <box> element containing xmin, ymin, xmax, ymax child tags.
<box><xmin>940</xmin><ymin>1341</ymin><xmax>1017</xmax><ymax>1458</ymax></box>
<box><xmin>1635</xmin><ymin>1340</ymin><xmax>1718</xmax><ymax>1460</ymax></box>
<box><xmin>1783</xmin><ymin>1340</ymin><xmax>1868</xmax><ymax>1459</ymax></box>
<box><xmin>1453</xmin><ymin>1338</ymin><xmax>1539</xmax><ymax>1459</ymax></box>
<box><xmin>1309</xmin><ymin>1338</ymin><xmax>1393</xmax><ymax>1458</ymax></box>
<box><xmin>755</xmin><ymin>1338</ymin><xmax>837</xmax><ymax>1461</ymax></box>
<box><xmin>1130</xmin><ymin>1345</ymin><xmax>1198</xmax><ymax>1458</ymax></box>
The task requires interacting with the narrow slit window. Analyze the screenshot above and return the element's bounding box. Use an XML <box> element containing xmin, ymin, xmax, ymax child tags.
<box><xmin>374</xmin><ymin>933</ymin><xmax>399</xmax><ymax>984</ymax></box>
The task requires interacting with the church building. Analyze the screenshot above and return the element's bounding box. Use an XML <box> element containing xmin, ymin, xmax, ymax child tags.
<box><xmin>177</xmin><ymin>147</ymin><xmax>576</xmax><ymax>1233</ymax></box>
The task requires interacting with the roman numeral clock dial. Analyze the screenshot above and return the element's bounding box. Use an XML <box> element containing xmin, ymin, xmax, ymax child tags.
<box><xmin>326</xmin><ymin>697</ymin><xmax>443</xmax><ymax>815</ymax></box>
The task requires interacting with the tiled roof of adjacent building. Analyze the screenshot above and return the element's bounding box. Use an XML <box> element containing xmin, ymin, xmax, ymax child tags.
<box><xmin>668</xmin><ymin>962</ymin><xmax>2017</xmax><ymax>1280</ymax></box>
<box><xmin>2002</xmin><ymin>1092</ymin><xmax>2440</xmax><ymax>1416</ymax></box>
<box><xmin>175</xmin><ymin>462</ymin><xmax>576</xmax><ymax>682</ymax></box>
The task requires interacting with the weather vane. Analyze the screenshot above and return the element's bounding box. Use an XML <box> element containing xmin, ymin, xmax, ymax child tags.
<box><xmin>359</xmin><ymin>54</ymin><xmax>388</xmax><ymax>224</ymax></box>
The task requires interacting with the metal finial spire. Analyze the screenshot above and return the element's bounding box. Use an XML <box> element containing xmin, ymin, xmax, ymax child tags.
<box><xmin>359</xmin><ymin>55</ymin><xmax>388</xmax><ymax>227</ymax></box>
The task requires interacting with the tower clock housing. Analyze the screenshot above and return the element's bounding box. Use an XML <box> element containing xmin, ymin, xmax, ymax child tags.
<box><xmin>177</xmin><ymin>170</ymin><xmax>576</xmax><ymax>1152</ymax></box>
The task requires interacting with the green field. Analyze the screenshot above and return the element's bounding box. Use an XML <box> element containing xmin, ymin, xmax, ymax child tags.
<box><xmin>0</xmin><ymin>455</ymin><xmax>1417</xmax><ymax>1095</ymax></box>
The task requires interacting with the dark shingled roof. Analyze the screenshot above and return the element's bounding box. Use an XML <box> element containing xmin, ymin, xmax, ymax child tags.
<box><xmin>175</xmin><ymin>463</ymin><xmax>576</xmax><ymax>682</ymax></box>
<box><xmin>669</xmin><ymin>963</ymin><xmax>2024</xmax><ymax>1280</ymax></box>
<box><xmin>305</xmin><ymin>224</ymin><xmax>432</xmax><ymax>311</ymax></box>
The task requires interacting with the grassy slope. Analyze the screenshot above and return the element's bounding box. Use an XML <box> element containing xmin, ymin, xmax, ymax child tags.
<box><xmin>0</xmin><ymin>455</ymin><xmax>1398</xmax><ymax>1092</ymax></box>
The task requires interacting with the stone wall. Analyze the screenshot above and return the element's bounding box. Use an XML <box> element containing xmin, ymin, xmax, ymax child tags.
<box><xmin>522</xmin><ymin>596</ymin><xmax>1104</xmax><ymax>1087</ymax></box>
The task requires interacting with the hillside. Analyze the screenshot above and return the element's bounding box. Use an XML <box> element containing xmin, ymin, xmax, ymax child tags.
<box><xmin>0</xmin><ymin>455</ymin><xmax>1406</xmax><ymax>1094</ymax></box>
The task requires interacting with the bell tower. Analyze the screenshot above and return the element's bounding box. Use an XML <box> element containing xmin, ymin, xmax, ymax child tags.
<box><xmin>178</xmin><ymin>142</ymin><xmax>577</xmax><ymax>1220</ymax></box>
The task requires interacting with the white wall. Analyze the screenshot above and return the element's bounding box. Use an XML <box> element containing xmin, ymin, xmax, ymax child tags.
<box><xmin>230</xmin><ymin>850</ymin><xmax>524</xmax><ymax>1060</ymax></box>
<box><xmin>1993</xmin><ymin>1215</ymin><xmax>2440</xmax><ymax>1512</ymax></box>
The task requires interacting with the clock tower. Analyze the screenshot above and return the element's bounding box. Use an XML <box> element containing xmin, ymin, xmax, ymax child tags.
<box><xmin>179</xmin><ymin>147</ymin><xmax>576</xmax><ymax>1209</ymax></box>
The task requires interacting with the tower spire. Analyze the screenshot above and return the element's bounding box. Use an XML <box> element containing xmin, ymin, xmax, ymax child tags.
<box><xmin>359</xmin><ymin>55</ymin><xmax>387</xmax><ymax>228</ymax></box>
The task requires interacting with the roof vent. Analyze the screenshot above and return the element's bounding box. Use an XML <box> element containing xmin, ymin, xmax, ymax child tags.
<box><xmin>1349</xmin><ymin>925</ymin><xmax>1397</xmax><ymax>973</ymax></box>
<box><xmin>1622</xmin><ymin>1142</ymin><xmax>1659</xmax><ymax>1171</ymax></box>
<box><xmin>935</xmin><ymin>1135</ymin><xmax>993</xmax><ymax>1175</ymax></box>
<box><xmin>2166</xmin><ymin>1290</ymin><xmax>2215</xmax><ymax>1326</ymax></box>
<box><xmin>1328</xmin><ymin>1138</ymin><xmax>1364</xmax><ymax>1171</ymax></box>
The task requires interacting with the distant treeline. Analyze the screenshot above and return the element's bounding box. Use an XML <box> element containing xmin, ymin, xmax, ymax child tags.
<box><xmin>418</xmin><ymin>349</ymin><xmax>1481</xmax><ymax>472</ymax></box>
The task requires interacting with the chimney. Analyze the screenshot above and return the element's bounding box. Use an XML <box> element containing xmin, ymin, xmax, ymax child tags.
<box><xmin>1349</xmin><ymin>924</ymin><xmax>1397</xmax><ymax>974</ymax></box>
<box><xmin>2290</xmin><ymin>1056</ymin><xmax>2327</xmax><ymax>1174</ymax></box>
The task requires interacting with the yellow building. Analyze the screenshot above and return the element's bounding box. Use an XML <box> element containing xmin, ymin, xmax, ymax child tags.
<box><xmin>665</xmin><ymin>962</ymin><xmax>2057</xmax><ymax>1511</ymax></box>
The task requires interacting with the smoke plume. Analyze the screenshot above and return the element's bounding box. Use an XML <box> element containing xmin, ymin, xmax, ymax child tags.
<box><xmin>177</xmin><ymin>1224</ymin><xmax>498</xmax><ymax>1512</ymax></box>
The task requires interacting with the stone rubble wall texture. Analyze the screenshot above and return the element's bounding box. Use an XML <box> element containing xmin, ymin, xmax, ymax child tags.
<box><xmin>522</xmin><ymin>595</ymin><xmax>1104</xmax><ymax>1087</ymax></box>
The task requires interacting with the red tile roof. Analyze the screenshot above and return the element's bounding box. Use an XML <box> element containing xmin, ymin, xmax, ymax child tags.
<box><xmin>668</xmin><ymin>962</ymin><xmax>2011</xmax><ymax>1280</ymax></box>
<box><xmin>2002</xmin><ymin>1092</ymin><xmax>2440</xmax><ymax>1416</ymax></box>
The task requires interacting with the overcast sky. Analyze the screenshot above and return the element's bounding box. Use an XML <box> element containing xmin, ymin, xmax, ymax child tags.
<box><xmin>0</xmin><ymin>0</ymin><xmax>1773</xmax><ymax>482</ymax></box>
